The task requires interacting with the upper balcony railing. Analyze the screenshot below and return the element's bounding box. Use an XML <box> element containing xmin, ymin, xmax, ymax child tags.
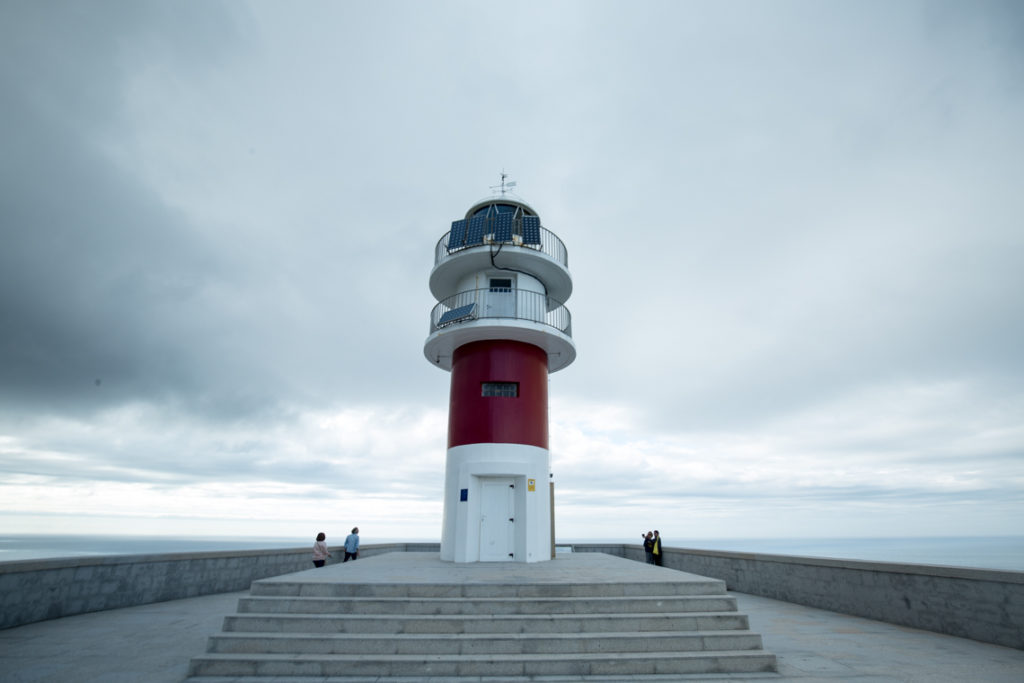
<box><xmin>434</xmin><ymin>221</ymin><xmax>568</xmax><ymax>269</ymax></box>
<box><xmin>429</xmin><ymin>287</ymin><xmax>572</xmax><ymax>337</ymax></box>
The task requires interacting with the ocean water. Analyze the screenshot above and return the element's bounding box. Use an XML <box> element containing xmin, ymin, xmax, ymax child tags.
<box><xmin>0</xmin><ymin>535</ymin><xmax>307</xmax><ymax>562</ymax></box>
<box><xmin>656</xmin><ymin>536</ymin><xmax>1024</xmax><ymax>571</ymax></box>
<box><xmin>1</xmin><ymin>534</ymin><xmax>1022</xmax><ymax>570</ymax></box>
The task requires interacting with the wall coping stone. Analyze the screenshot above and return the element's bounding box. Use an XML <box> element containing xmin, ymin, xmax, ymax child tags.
<box><xmin>573</xmin><ymin>543</ymin><xmax>1024</xmax><ymax>584</ymax></box>
<box><xmin>0</xmin><ymin>542</ymin><xmax>421</xmax><ymax>574</ymax></box>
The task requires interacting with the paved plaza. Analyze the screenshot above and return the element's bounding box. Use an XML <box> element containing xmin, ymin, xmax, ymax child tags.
<box><xmin>1</xmin><ymin>552</ymin><xmax>1022</xmax><ymax>682</ymax></box>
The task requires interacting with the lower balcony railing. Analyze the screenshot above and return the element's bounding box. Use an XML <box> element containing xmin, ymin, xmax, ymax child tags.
<box><xmin>429</xmin><ymin>288</ymin><xmax>572</xmax><ymax>337</ymax></box>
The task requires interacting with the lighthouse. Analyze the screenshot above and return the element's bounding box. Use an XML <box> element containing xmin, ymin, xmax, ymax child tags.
<box><xmin>424</xmin><ymin>179</ymin><xmax>575</xmax><ymax>563</ymax></box>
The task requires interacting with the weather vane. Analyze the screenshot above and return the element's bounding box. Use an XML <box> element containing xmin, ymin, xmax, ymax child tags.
<box><xmin>490</xmin><ymin>170</ymin><xmax>517</xmax><ymax>196</ymax></box>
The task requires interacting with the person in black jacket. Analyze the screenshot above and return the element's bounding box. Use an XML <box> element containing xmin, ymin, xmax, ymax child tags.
<box><xmin>642</xmin><ymin>531</ymin><xmax>655</xmax><ymax>564</ymax></box>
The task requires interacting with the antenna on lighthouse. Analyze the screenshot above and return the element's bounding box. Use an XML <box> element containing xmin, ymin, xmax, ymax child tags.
<box><xmin>490</xmin><ymin>171</ymin><xmax>517</xmax><ymax>196</ymax></box>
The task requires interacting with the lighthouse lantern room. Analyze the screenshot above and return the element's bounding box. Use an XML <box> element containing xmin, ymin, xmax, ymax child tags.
<box><xmin>424</xmin><ymin>180</ymin><xmax>575</xmax><ymax>563</ymax></box>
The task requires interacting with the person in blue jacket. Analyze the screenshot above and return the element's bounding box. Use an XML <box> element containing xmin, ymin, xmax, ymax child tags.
<box><xmin>642</xmin><ymin>531</ymin><xmax>655</xmax><ymax>564</ymax></box>
<box><xmin>343</xmin><ymin>526</ymin><xmax>360</xmax><ymax>562</ymax></box>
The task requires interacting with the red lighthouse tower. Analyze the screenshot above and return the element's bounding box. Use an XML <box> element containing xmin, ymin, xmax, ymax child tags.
<box><xmin>425</xmin><ymin>179</ymin><xmax>575</xmax><ymax>563</ymax></box>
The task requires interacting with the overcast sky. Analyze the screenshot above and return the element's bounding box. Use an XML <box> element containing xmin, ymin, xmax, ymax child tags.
<box><xmin>2</xmin><ymin>1</ymin><xmax>1022</xmax><ymax>544</ymax></box>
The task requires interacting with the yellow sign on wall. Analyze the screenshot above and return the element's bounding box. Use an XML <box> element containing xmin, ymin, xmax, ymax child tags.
<box><xmin>527</xmin><ymin>478</ymin><xmax>536</xmax><ymax>492</ymax></box>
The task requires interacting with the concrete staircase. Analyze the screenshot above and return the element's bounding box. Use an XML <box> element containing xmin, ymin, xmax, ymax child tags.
<box><xmin>188</xmin><ymin>568</ymin><xmax>776</xmax><ymax>679</ymax></box>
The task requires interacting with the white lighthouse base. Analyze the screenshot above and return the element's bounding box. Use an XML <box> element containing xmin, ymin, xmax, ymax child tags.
<box><xmin>440</xmin><ymin>443</ymin><xmax>551</xmax><ymax>563</ymax></box>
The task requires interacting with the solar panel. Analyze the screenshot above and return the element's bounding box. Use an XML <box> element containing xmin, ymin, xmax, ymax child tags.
<box><xmin>437</xmin><ymin>302</ymin><xmax>476</xmax><ymax>327</ymax></box>
<box><xmin>522</xmin><ymin>215</ymin><xmax>541</xmax><ymax>245</ymax></box>
<box><xmin>466</xmin><ymin>214</ymin><xmax>487</xmax><ymax>247</ymax></box>
<box><xmin>494</xmin><ymin>213</ymin><xmax>513</xmax><ymax>242</ymax></box>
<box><xmin>448</xmin><ymin>219</ymin><xmax>467</xmax><ymax>251</ymax></box>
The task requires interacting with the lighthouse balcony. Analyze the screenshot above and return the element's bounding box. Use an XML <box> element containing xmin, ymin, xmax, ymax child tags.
<box><xmin>430</xmin><ymin>288</ymin><xmax>571</xmax><ymax>336</ymax></box>
<box><xmin>434</xmin><ymin>221</ymin><xmax>567</xmax><ymax>268</ymax></box>
<box><xmin>424</xmin><ymin>288</ymin><xmax>575</xmax><ymax>372</ymax></box>
<box><xmin>430</xmin><ymin>222</ymin><xmax>572</xmax><ymax>304</ymax></box>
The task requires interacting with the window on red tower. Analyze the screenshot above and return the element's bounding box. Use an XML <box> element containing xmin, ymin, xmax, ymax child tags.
<box><xmin>482</xmin><ymin>382</ymin><xmax>518</xmax><ymax>398</ymax></box>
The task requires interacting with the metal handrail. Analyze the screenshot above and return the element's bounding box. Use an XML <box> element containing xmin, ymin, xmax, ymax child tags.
<box><xmin>429</xmin><ymin>287</ymin><xmax>572</xmax><ymax>337</ymax></box>
<box><xmin>433</xmin><ymin>223</ymin><xmax>568</xmax><ymax>268</ymax></box>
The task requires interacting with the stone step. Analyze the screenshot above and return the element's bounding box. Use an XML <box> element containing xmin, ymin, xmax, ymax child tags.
<box><xmin>249</xmin><ymin>579</ymin><xmax>727</xmax><ymax>599</ymax></box>
<box><xmin>189</xmin><ymin>679</ymin><xmax>776</xmax><ymax>683</ymax></box>
<box><xmin>237</xmin><ymin>594</ymin><xmax>738</xmax><ymax>615</ymax></box>
<box><xmin>206</xmin><ymin>629</ymin><xmax>765</xmax><ymax>655</ymax></box>
<box><xmin>188</xmin><ymin>650</ymin><xmax>778</xmax><ymax>677</ymax></box>
<box><xmin>223</xmin><ymin>611</ymin><xmax>749</xmax><ymax>634</ymax></box>
<box><xmin>190</xmin><ymin>554</ymin><xmax>776</xmax><ymax>679</ymax></box>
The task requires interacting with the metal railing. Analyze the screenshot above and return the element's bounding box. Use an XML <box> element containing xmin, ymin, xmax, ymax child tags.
<box><xmin>429</xmin><ymin>287</ymin><xmax>572</xmax><ymax>337</ymax></box>
<box><xmin>433</xmin><ymin>223</ymin><xmax>568</xmax><ymax>268</ymax></box>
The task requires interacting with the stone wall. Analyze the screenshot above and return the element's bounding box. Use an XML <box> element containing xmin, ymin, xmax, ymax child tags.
<box><xmin>0</xmin><ymin>542</ymin><xmax>439</xmax><ymax>630</ymax></box>
<box><xmin>5</xmin><ymin>541</ymin><xmax>1022</xmax><ymax>650</ymax></box>
<box><xmin>572</xmin><ymin>543</ymin><xmax>1024</xmax><ymax>650</ymax></box>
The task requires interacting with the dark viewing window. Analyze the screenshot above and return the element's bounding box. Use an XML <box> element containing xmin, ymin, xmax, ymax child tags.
<box><xmin>482</xmin><ymin>382</ymin><xmax>518</xmax><ymax>398</ymax></box>
<box><xmin>489</xmin><ymin>278</ymin><xmax>512</xmax><ymax>292</ymax></box>
<box><xmin>471</xmin><ymin>203</ymin><xmax>519</xmax><ymax>218</ymax></box>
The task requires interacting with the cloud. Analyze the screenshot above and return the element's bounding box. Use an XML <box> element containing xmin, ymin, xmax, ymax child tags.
<box><xmin>0</xmin><ymin>1</ymin><xmax>1022</xmax><ymax>543</ymax></box>
<box><xmin>549</xmin><ymin>380</ymin><xmax>1024</xmax><ymax>537</ymax></box>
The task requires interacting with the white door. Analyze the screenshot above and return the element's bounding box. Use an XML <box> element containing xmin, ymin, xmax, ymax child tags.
<box><xmin>485</xmin><ymin>278</ymin><xmax>515</xmax><ymax>319</ymax></box>
<box><xmin>479</xmin><ymin>478</ymin><xmax>515</xmax><ymax>561</ymax></box>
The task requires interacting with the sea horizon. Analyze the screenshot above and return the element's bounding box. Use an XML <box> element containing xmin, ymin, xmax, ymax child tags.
<box><xmin>1</xmin><ymin>533</ymin><xmax>1022</xmax><ymax>571</ymax></box>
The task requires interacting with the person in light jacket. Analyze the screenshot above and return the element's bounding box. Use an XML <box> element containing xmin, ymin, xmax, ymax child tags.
<box><xmin>312</xmin><ymin>532</ymin><xmax>331</xmax><ymax>568</ymax></box>
<box><xmin>343</xmin><ymin>527</ymin><xmax>360</xmax><ymax>562</ymax></box>
<box><xmin>652</xmin><ymin>530</ymin><xmax>663</xmax><ymax>566</ymax></box>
